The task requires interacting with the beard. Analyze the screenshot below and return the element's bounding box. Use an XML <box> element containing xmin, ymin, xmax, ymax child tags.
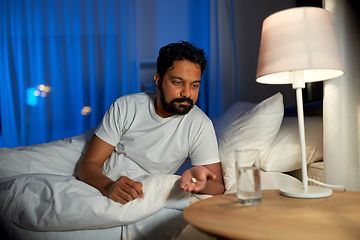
<box><xmin>159</xmin><ymin>87</ymin><xmax>194</xmax><ymax>115</ymax></box>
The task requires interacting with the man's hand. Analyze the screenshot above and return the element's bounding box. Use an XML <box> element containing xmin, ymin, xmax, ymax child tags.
<box><xmin>106</xmin><ymin>176</ymin><xmax>144</xmax><ymax>204</ymax></box>
<box><xmin>180</xmin><ymin>165</ymin><xmax>217</xmax><ymax>193</ymax></box>
<box><xmin>77</xmin><ymin>136</ymin><xmax>145</xmax><ymax>204</ymax></box>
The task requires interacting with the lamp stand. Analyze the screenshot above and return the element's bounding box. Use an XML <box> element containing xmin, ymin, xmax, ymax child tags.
<box><xmin>279</xmin><ymin>71</ymin><xmax>333</xmax><ymax>198</ymax></box>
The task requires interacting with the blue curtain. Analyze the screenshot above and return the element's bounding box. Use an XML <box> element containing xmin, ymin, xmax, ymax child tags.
<box><xmin>0</xmin><ymin>0</ymin><xmax>239</xmax><ymax>148</ymax></box>
<box><xmin>208</xmin><ymin>0</ymin><xmax>238</xmax><ymax>117</ymax></box>
<box><xmin>1</xmin><ymin>0</ymin><xmax>138</xmax><ymax>147</ymax></box>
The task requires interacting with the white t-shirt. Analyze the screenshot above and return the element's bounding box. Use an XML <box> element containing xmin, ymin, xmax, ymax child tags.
<box><xmin>95</xmin><ymin>93</ymin><xmax>220</xmax><ymax>180</ymax></box>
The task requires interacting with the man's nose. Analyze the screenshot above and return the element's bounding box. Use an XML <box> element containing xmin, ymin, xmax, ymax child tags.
<box><xmin>180</xmin><ymin>85</ymin><xmax>191</xmax><ymax>98</ymax></box>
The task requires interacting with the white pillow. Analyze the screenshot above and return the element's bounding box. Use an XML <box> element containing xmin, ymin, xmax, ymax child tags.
<box><xmin>214</xmin><ymin>93</ymin><xmax>284</xmax><ymax>191</ymax></box>
<box><xmin>260</xmin><ymin>116</ymin><xmax>323</xmax><ymax>172</ymax></box>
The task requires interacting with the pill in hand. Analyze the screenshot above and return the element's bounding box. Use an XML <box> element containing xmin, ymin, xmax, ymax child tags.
<box><xmin>191</xmin><ymin>177</ymin><xmax>196</xmax><ymax>183</ymax></box>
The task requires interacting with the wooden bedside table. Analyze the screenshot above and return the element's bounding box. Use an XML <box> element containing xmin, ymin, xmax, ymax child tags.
<box><xmin>183</xmin><ymin>189</ymin><xmax>360</xmax><ymax>240</ymax></box>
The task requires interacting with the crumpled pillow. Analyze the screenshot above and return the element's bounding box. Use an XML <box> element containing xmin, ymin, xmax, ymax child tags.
<box><xmin>260</xmin><ymin>116</ymin><xmax>323</xmax><ymax>172</ymax></box>
<box><xmin>214</xmin><ymin>93</ymin><xmax>284</xmax><ymax>191</ymax></box>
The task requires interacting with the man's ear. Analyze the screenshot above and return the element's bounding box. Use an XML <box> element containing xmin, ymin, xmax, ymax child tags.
<box><xmin>154</xmin><ymin>73</ymin><xmax>161</xmax><ymax>91</ymax></box>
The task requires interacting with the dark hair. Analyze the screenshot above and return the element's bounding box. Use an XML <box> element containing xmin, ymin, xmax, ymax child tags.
<box><xmin>156</xmin><ymin>41</ymin><xmax>207</xmax><ymax>79</ymax></box>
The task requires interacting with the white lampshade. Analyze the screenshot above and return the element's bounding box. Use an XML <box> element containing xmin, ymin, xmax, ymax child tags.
<box><xmin>256</xmin><ymin>7</ymin><xmax>345</xmax><ymax>198</ymax></box>
<box><xmin>256</xmin><ymin>7</ymin><xmax>344</xmax><ymax>85</ymax></box>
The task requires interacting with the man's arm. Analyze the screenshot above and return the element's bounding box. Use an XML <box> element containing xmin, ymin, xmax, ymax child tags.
<box><xmin>180</xmin><ymin>162</ymin><xmax>225</xmax><ymax>195</ymax></box>
<box><xmin>199</xmin><ymin>163</ymin><xmax>225</xmax><ymax>195</ymax></box>
<box><xmin>77</xmin><ymin>135</ymin><xmax>144</xmax><ymax>204</ymax></box>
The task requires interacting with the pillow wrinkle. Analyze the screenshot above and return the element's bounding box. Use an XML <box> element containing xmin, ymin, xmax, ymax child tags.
<box><xmin>260</xmin><ymin>117</ymin><xmax>323</xmax><ymax>172</ymax></box>
<box><xmin>215</xmin><ymin>93</ymin><xmax>284</xmax><ymax>190</ymax></box>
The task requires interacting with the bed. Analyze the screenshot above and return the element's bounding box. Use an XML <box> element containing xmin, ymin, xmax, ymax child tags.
<box><xmin>0</xmin><ymin>92</ymin><xmax>322</xmax><ymax>240</ymax></box>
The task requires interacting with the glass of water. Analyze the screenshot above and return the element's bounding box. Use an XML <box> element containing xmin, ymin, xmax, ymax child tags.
<box><xmin>235</xmin><ymin>149</ymin><xmax>261</xmax><ymax>205</ymax></box>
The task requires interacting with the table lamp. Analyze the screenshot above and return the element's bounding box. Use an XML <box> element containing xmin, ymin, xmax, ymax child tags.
<box><xmin>256</xmin><ymin>7</ymin><xmax>344</xmax><ymax>198</ymax></box>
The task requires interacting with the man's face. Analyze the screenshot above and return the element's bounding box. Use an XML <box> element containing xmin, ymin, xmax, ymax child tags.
<box><xmin>154</xmin><ymin>60</ymin><xmax>201</xmax><ymax>118</ymax></box>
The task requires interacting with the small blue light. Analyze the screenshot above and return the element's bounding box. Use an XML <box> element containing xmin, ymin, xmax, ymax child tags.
<box><xmin>27</xmin><ymin>87</ymin><xmax>38</xmax><ymax>106</ymax></box>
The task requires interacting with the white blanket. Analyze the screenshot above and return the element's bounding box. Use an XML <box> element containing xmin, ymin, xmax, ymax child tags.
<box><xmin>0</xmin><ymin>130</ymin><xmax>191</xmax><ymax>232</ymax></box>
<box><xmin>0</xmin><ymin>129</ymin><xmax>302</xmax><ymax>237</ymax></box>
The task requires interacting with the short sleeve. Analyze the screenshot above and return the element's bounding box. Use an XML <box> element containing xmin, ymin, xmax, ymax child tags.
<box><xmin>189</xmin><ymin>120</ymin><xmax>220</xmax><ymax>166</ymax></box>
<box><xmin>94</xmin><ymin>100</ymin><xmax>124</xmax><ymax>147</ymax></box>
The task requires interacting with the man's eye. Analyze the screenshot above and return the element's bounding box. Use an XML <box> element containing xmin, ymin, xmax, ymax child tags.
<box><xmin>192</xmin><ymin>84</ymin><xmax>200</xmax><ymax>88</ymax></box>
<box><xmin>174</xmin><ymin>81</ymin><xmax>182</xmax><ymax>85</ymax></box>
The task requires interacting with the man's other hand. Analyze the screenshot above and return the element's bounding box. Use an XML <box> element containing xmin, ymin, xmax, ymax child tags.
<box><xmin>106</xmin><ymin>176</ymin><xmax>144</xmax><ymax>204</ymax></box>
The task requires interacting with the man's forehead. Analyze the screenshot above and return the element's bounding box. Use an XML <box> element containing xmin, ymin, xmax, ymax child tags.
<box><xmin>170</xmin><ymin>75</ymin><xmax>201</xmax><ymax>83</ymax></box>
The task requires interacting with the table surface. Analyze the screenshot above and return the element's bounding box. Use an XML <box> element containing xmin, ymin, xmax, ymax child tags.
<box><xmin>183</xmin><ymin>189</ymin><xmax>360</xmax><ymax>240</ymax></box>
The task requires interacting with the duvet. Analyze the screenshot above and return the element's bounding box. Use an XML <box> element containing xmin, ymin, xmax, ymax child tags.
<box><xmin>0</xmin><ymin>129</ymin><xmax>191</xmax><ymax>232</ymax></box>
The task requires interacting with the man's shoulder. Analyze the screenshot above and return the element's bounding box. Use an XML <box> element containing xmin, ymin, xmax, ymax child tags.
<box><xmin>186</xmin><ymin>105</ymin><xmax>212</xmax><ymax>124</ymax></box>
<box><xmin>114</xmin><ymin>92</ymin><xmax>156</xmax><ymax>104</ymax></box>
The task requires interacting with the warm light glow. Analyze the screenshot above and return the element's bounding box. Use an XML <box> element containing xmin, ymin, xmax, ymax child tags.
<box><xmin>26</xmin><ymin>84</ymin><xmax>51</xmax><ymax>106</ymax></box>
<box><xmin>255</xmin><ymin>7</ymin><xmax>343</xmax><ymax>198</ymax></box>
<box><xmin>256</xmin><ymin>7</ymin><xmax>344</xmax><ymax>85</ymax></box>
<box><xmin>81</xmin><ymin>106</ymin><xmax>92</xmax><ymax>115</ymax></box>
<box><xmin>256</xmin><ymin>69</ymin><xmax>344</xmax><ymax>85</ymax></box>
<box><xmin>36</xmin><ymin>84</ymin><xmax>51</xmax><ymax>97</ymax></box>
<box><xmin>38</xmin><ymin>84</ymin><xmax>45</xmax><ymax>91</ymax></box>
